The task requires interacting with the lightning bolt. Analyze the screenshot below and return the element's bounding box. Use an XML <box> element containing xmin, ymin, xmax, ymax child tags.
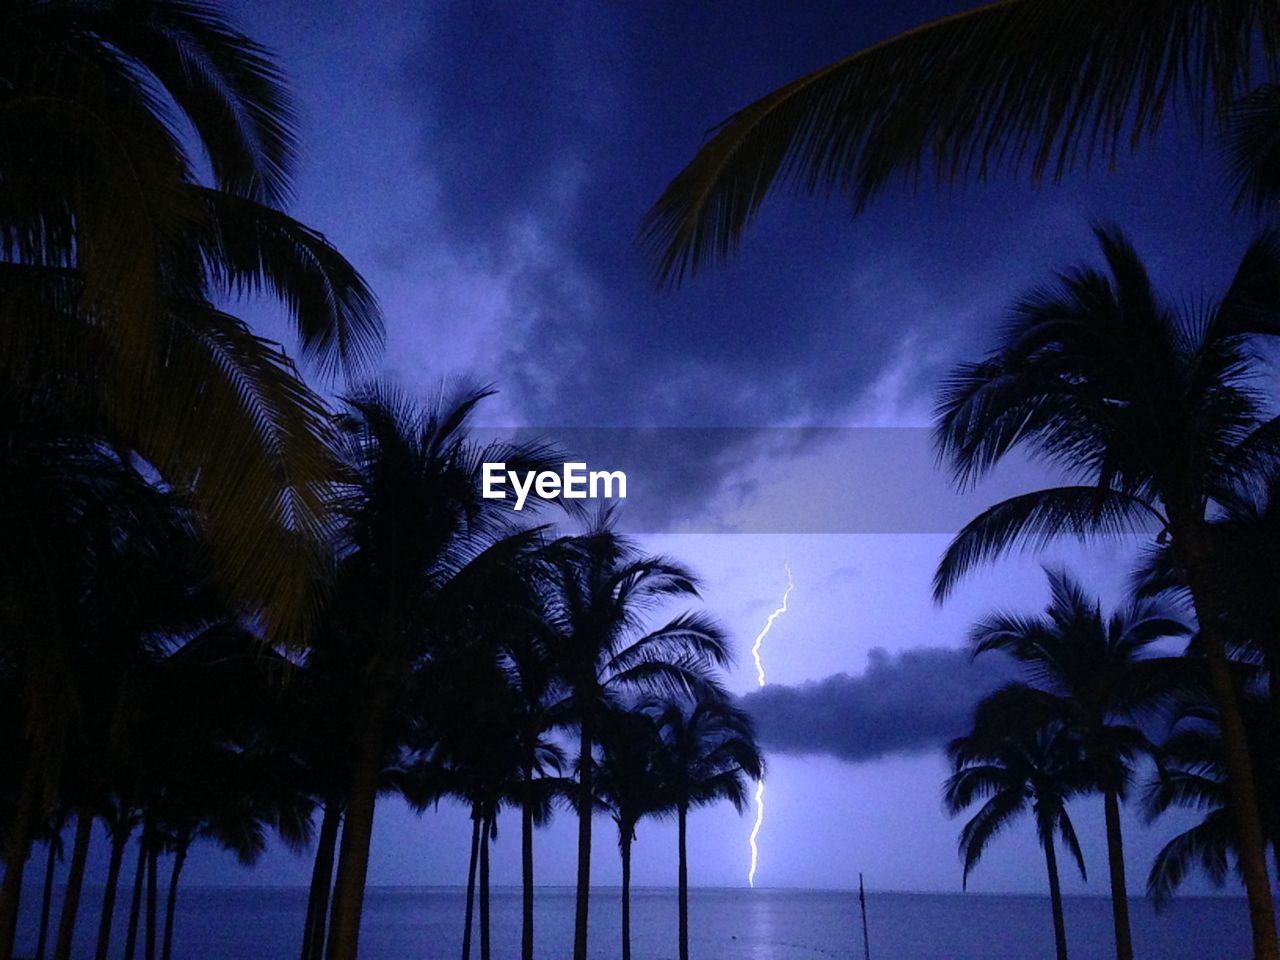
<box><xmin>748</xmin><ymin>562</ymin><xmax>793</xmax><ymax>889</ymax></box>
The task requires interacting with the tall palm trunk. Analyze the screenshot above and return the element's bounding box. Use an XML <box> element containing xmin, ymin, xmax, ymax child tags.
<box><xmin>301</xmin><ymin>799</ymin><xmax>342</xmax><ymax>960</ymax></box>
<box><xmin>1042</xmin><ymin>832</ymin><xmax>1068</xmax><ymax>960</ymax></box>
<box><xmin>677</xmin><ymin>803</ymin><xmax>690</xmax><ymax>960</ymax></box>
<box><xmin>479</xmin><ymin>814</ymin><xmax>492</xmax><ymax>960</ymax></box>
<box><xmin>145</xmin><ymin>842</ymin><xmax>159</xmax><ymax>960</ymax></box>
<box><xmin>160</xmin><ymin>836</ymin><xmax>189</xmax><ymax>960</ymax></box>
<box><xmin>1180</xmin><ymin>531</ymin><xmax>1280</xmax><ymax>960</ymax></box>
<box><xmin>521</xmin><ymin>761</ymin><xmax>534</xmax><ymax>960</ymax></box>
<box><xmin>1102</xmin><ymin>788</ymin><xmax>1132</xmax><ymax>960</ymax></box>
<box><xmin>461</xmin><ymin>807</ymin><xmax>480</xmax><ymax>960</ymax></box>
<box><xmin>0</xmin><ymin>754</ymin><xmax>42</xmax><ymax>960</ymax></box>
<box><xmin>1202</xmin><ymin>631</ymin><xmax>1278</xmax><ymax>959</ymax></box>
<box><xmin>620</xmin><ymin>824</ymin><xmax>633</xmax><ymax>960</ymax></box>
<box><xmin>326</xmin><ymin>668</ymin><xmax>395</xmax><ymax>960</ymax></box>
<box><xmin>95</xmin><ymin>821</ymin><xmax>131</xmax><ymax>960</ymax></box>
<box><xmin>35</xmin><ymin>839</ymin><xmax>59</xmax><ymax>960</ymax></box>
<box><xmin>52</xmin><ymin>808</ymin><xmax>94</xmax><ymax>960</ymax></box>
<box><xmin>572</xmin><ymin>713</ymin><xmax>593</xmax><ymax>960</ymax></box>
<box><xmin>123</xmin><ymin>828</ymin><xmax>148</xmax><ymax>960</ymax></box>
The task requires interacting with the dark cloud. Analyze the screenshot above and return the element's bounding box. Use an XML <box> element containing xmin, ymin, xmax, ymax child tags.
<box><xmin>742</xmin><ymin>646</ymin><xmax>1015</xmax><ymax>763</ymax></box>
<box><xmin>394</xmin><ymin>2</ymin><xmax>1032</xmax><ymax>428</ymax></box>
<box><xmin>384</xmin><ymin>2</ymin><xmax>1256</xmax><ymax>530</ymax></box>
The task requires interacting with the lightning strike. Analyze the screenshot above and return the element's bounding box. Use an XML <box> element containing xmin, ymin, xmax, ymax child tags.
<box><xmin>748</xmin><ymin>562</ymin><xmax>793</xmax><ymax>889</ymax></box>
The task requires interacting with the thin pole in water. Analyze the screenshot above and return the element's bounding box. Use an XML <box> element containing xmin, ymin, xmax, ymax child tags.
<box><xmin>858</xmin><ymin>873</ymin><xmax>870</xmax><ymax>960</ymax></box>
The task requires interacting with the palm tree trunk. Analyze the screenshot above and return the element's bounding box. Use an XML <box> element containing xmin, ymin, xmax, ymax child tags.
<box><xmin>462</xmin><ymin>807</ymin><xmax>480</xmax><ymax>960</ymax></box>
<box><xmin>1042</xmin><ymin>834</ymin><xmax>1068</xmax><ymax>960</ymax></box>
<box><xmin>620</xmin><ymin>825</ymin><xmax>633</xmax><ymax>960</ymax></box>
<box><xmin>479</xmin><ymin>814</ymin><xmax>491</xmax><ymax>960</ymax></box>
<box><xmin>145</xmin><ymin>842</ymin><xmax>159</xmax><ymax>960</ymax></box>
<box><xmin>95</xmin><ymin>822</ymin><xmax>131</xmax><ymax>960</ymax></box>
<box><xmin>521</xmin><ymin>761</ymin><xmax>534</xmax><ymax>960</ymax></box>
<box><xmin>160</xmin><ymin>838</ymin><xmax>188</xmax><ymax>960</ymax></box>
<box><xmin>1181</xmin><ymin>533</ymin><xmax>1280</xmax><ymax>960</ymax></box>
<box><xmin>52</xmin><ymin>808</ymin><xmax>93</xmax><ymax>960</ymax></box>
<box><xmin>1202</xmin><ymin>630</ymin><xmax>1279</xmax><ymax>960</ymax></box>
<box><xmin>572</xmin><ymin>715</ymin><xmax>592</xmax><ymax>960</ymax></box>
<box><xmin>0</xmin><ymin>754</ymin><xmax>41</xmax><ymax>960</ymax></box>
<box><xmin>678</xmin><ymin>803</ymin><xmax>690</xmax><ymax>960</ymax></box>
<box><xmin>35</xmin><ymin>839</ymin><xmax>59</xmax><ymax>960</ymax></box>
<box><xmin>325</xmin><ymin>676</ymin><xmax>394</xmax><ymax>960</ymax></box>
<box><xmin>1102</xmin><ymin>788</ymin><xmax>1133</xmax><ymax>960</ymax></box>
<box><xmin>123</xmin><ymin>829</ymin><xmax>147</xmax><ymax>960</ymax></box>
<box><xmin>301</xmin><ymin>799</ymin><xmax>342</xmax><ymax>960</ymax></box>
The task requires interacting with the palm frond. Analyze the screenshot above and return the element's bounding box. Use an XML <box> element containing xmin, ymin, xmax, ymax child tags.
<box><xmin>12</xmin><ymin>0</ymin><xmax>298</xmax><ymax>205</ymax></box>
<box><xmin>1146</xmin><ymin>812</ymin><xmax>1234</xmax><ymax>909</ymax></box>
<box><xmin>955</xmin><ymin>789</ymin><xmax>1027</xmax><ymax>888</ymax></box>
<box><xmin>195</xmin><ymin>187</ymin><xmax>382</xmax><ymax>377</ymax></box>
<box><xmin>641</xmin><ymin>0</ymin><xmax>1279</xmax><ymax>285</ymax></box>
<box><xmin>1226</xmin><ymin>85</ymin><xmax>1280</xmax><ymax>212</ymax></box>
<box><xmin>934</xmin><ymin>486</ymin><xmax>1160</xmax><ymax>601</ymax></box>
<box><xmin>1055</xmin><ymin>806</ymin><xmax>1088</xmax><ymax>880</ymax></box>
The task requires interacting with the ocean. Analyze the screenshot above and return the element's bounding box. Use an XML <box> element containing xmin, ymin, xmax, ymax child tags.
<box><xmin>20</xmin><ymin>885</ymin><xmax>1253</xmax><ymax>959</ymax></box>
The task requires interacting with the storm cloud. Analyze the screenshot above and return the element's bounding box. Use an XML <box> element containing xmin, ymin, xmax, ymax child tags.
<box><xmin>742</xmin><ymin>646</ymin><xmax>1016</xmax><ymax>762</ymax></box>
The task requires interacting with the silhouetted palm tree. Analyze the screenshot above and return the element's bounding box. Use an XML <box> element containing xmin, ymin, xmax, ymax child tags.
<box><xmin>404</xmin><ymin>622</ymin><xmax>564</xmax><ymax>960</ymax></box>
<box><xmin>1144</xmin><ymin>689</ymin><xmax>1280</xmax><ymax>907</ymax></box>
<box><xmin>0</xmin><ymin>0</ymin><xmax>383</xmax><ymax>650</ymax></box>
<box><xmin>1138</xmin><ymin>472</ymin><xmax>1280</xmax><ymax>731</ymax></box>
<box><xmin>933</xmin><ymin>224</ymin><xmax>1280</xmax><ymax>957</ymax></box>
<box><xmin>146</xmin><ymin>626</ymin><xmax>312</xmax><ymax>960</ymax></box>
<box><xmin>595</xmin><ymin>704</ymin><xmax>672</xmax><ymax>960</ymax></box>
<box><xmin>642</xmin><ymin>2</ymin><xmax>1280</xmax><ymax>285</ymax></box>
<box><xmin>320</xmin><ymin>383</ymin><xmax>561</xmax><ymax>960</ymax></box>
<box><xmin>945</xmin><ymin>709</ymin><xmax>1091</xmax><ymax>960</ymax></box>
<box><xmin>538</xmin><ymin>524</ymin><xmax>733</xmax><ymax>960</ymax></box>
<box><xmin>968</xmin><ymin>568</ymin><xmax>1190</xmax><ymax>960</ymax></box>
<box><xmin>31</xmin><ymin>816</ymin><xmax>64</xmax><ymax>960</ymax></box>
<box><xmin>94</xmin><ymin>799</ymin><xmax>139</xmax><ymax>960</ymax></box>
<box><xmin>0</xmin><ymin>391</ymin><xmax>225</xmax><ymax>959</ymax></box>
<box><xmin>655</xmin><ymin>695</ymin><xmax>762</xmax><ymax>960</ymax></box>
<box><xmin>502</xmin><ymin>609</ymin><xmax>568</xmax><ymax>960</ymax></box>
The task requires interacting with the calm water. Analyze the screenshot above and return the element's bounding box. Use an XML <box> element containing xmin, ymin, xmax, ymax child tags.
<box><xmin>20</xmin><ymin>885</ymin><xmax>1253</xmax><ymax>959</ymax></box>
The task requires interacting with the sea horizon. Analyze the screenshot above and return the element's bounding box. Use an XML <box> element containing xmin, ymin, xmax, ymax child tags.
<box><xmin>18</xmin><ymin>884</ymin><xmax>1255</xmax><ymax>959</ymax></box>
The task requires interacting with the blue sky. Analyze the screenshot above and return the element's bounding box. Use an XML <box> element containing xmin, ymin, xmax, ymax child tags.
<box><xmin>141</xmin><ymin>0</ymin><xmax>1276</xmax><ymax>895</ymax></box>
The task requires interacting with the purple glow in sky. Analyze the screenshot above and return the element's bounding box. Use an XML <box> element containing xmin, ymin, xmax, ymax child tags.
<box><xmin>128</xmin><ymin>0</ymin><xmax>1268</xmax><ymax>896</ymax></box>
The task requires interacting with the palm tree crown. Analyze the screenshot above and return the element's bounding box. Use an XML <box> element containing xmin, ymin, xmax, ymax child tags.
<box><xmin>933</xmin><ymin>224</ymin><xmax>1280</xmax><ymax>959</ymax></box>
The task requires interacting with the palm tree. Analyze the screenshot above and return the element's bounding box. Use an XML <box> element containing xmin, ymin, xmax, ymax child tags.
<box><xmin>0</xmin><ymin>389</ymin><xmax>231</xmax><ymax>960</ymax></box>
<box><xmin>146</xmin><ymin>626</ymin><xmax>313</xmax><ymax>960</ymax></box>
<box><xmin>1138</xmin><ymin>472</ymin><xmax>1280</xmax><ymax>730</ymax></box>
<box><xmin>1144</xmin><ymin>690</ymin><xmax>1280</xmax><ymax>907</ymax></box>
<box><xmin>0</xmin><ymin>0</ymin><xmax>383</xmax><ymax>645</ymax></box>
<box><xmin>502</xmin><ymin>615</ymin><xmax>568</xmax><ymax>960</ymax></box>
<box><xmin>94</xmin><ymin>799</ymin><xmax>139</xmax><ymax>960</ymax></box>
<box><xmin>31</xmin><ymin>817</ymin><xmax>65</xmax><ymax>960</ymax></box>
<box><xmin>538</xmin><ymin>525</ymin><xmax>733</xmax><ymax>960</ymax></box>
<box><xmin>320</xmin><ymin>383</ymin><xmax>562</xmax><ymax>960</ymax></box>
<box><xmin>403</xmin><ymin>618</ymin><xmax>564</xmax><ymax>960</ymax></box>
<box><xmin>932</xmin><ymin>224</ymin><xmax>1280</xmax><ymax>958</ymax></box>
<box><xmin>642</xmin><ymin>2</ymin><xmax>1280</xmax><ymax>285</ymax></box>
<box><xmin>968</xmin><ymin>568</ymin><xmax>1191</xmax><ymax>960</ymax></box>
<box><xmin>154</xmin><ymin>745</ymin><xmax>312</xmax><ymax>960</ymax></box>
<box><xmin>654</xmin><ymin>695</ymin><xmax>763</xmax><ymax>960</ymax></box>
<box><xmin>945</xmin><ymin>709</ymin><xmax>1092</xmax><ymax>960</ymax></box>
<box><xmin>595</xmin><ymin>704</ymin><xmax>672</xmax><ymax>960</ymax></box>
<box><xmin>411</xmin><ymin>536</ymin><xmax>571</xmax><ymax>960</ymax></box>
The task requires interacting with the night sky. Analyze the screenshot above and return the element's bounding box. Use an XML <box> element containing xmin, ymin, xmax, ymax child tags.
<box><xmin>144</xmin><ymin>0</ymin><xmax>1271</xmax><ymax>895</ymax></box>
